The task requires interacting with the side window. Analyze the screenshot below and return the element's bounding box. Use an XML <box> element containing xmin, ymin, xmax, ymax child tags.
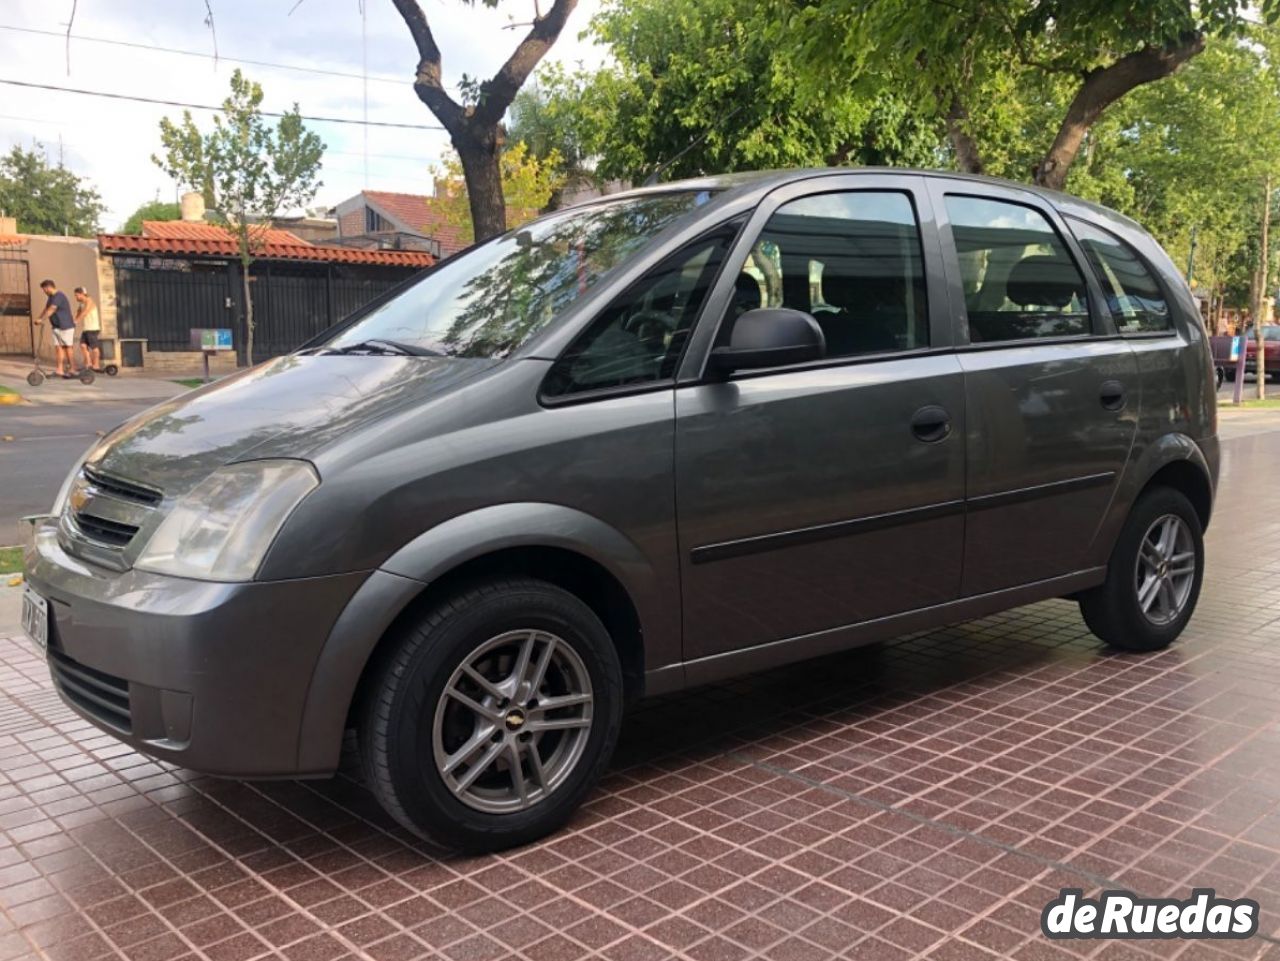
<box><xmin>733</xmin><ymin>191</ymin><xmax>928</xmax><ymax>358</ymax></box>
<box><xmin>944</xmin><ymin>195</ymin><xmax>1090</xmax><ymax>342</ymax></box>
<box><xmin>1069</xmin><ymin>219</ymin><xmax>1171</xmax><ymax>333</ymax></box>
<box><xmin>542</xmin><ymin>219</ymin><xmax>740</xmax><ymax>398</ymax></box>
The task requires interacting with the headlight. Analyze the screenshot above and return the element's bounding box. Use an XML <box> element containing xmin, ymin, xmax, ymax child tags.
<box><xmin>135</xmin><ymin>460</ymin><xmax>319</xmax><ymax>582</ymax></box>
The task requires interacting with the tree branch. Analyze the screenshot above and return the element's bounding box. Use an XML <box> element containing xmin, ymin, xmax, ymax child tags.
<box><xmin>474</xmin><ymin>0</ymin><xmax>578</xmax><ymax>126</ymax></box>
<box><xmin>389</xmin><ymin>0</ymin><xmax>465</xmax><ymax>130</ymax></box>
<box><xmin>1034</xmin><ymin>32</ymin><xmax>1205</xmax><ymax>190</ymax></box>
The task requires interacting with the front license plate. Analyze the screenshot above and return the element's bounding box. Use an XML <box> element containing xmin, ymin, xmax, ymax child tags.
<box><xmin>20</xmin><ymin>588</ymin><xmax>48</xmax><ymax>656</ymax></box>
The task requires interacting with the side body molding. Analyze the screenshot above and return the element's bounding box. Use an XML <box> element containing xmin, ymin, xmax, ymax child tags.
<box><xmin>294</xmin><ymin>502</ymin><xmax>674</xmax><ymax>774</ymax></box>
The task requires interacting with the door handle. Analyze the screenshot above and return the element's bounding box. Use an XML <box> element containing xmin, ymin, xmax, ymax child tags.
<box><xmin>910</xmin><ymin>405</ymin><xmax>951</xmax><ymax>443</ymax></box>
<box><xmin>1100</xmin><ymin>380</ymin><xmax>1126</xmax><ymax>411</ymax></box>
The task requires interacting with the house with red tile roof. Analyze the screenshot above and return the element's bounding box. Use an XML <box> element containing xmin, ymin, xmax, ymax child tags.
<box><xmin>84</xmin><ymin>200</ymin><xmax>435</xmax><ymax>372</ymax></box>
<box><xmin>332</xmin><ymin>189</ymin><xmax>472</xmax><ymax>259</ymax></box>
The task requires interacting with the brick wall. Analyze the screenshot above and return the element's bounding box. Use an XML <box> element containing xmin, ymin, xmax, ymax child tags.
<box><xmin>338</xmin><ymin>208</ymin><xmax>364</xmax><ymax>238</ymax></box>
<box><xmin>132</xmin><ymin>347</ymin><xmax>239</xmax><ymax>375</ymax></box>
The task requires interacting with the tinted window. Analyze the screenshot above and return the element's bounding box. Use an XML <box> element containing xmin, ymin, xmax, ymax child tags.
<box><xmin>323</xmin><ymin>191</ymin><xmax>716</xmax><ymax>359</ymax></box>
<box><xmin>1070</xmin><ymin>219</ymin><xmax>1170</xmax><ymax>333</ymax></box>
<box><xmin>945</xmin><ymin>196</ymin><xmax>1090</xmax><ymax>342</ymax></box>
<box><xmin>543</xmin><ymin>219</ymin><xmax>740</xmax><ymax>397</ymax></box>
<box><xmin>740</xmin><ymin>191</ymin><xmax>928</xmax><ymax>358</ymax></box>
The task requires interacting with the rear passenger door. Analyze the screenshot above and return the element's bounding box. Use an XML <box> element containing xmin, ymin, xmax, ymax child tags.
<box><xmin>675</xmin><ymin>176</ymin><xmax>966</xmax><ymax>662</ymax></box>
<box><xmin>928</xmin><ymin>180</ymin><xmax>1139</xmax><ymax>596</ymax></box>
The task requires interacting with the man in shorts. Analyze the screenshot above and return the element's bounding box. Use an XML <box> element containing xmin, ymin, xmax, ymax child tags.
<box><xmin>74</xmin><ymin>287</ymin><xmax>102</xmax><ymax>372</ymax></box>
<box><xmin>35</xmin><ymin>279</ymin><xmax>77</xmax><ymax>378</ymax></box>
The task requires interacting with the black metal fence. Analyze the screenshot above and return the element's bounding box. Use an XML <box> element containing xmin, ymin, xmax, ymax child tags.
<box><xmin>112</xmin><ymin>255</ymin><xmax>420</xmax><ymax>365</ymax></box>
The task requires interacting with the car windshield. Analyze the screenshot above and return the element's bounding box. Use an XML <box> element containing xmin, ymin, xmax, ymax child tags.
<box><xmin>1267</xmin><ymin>327</ymin><xmax>1280</xmax><ymax>342</ymax></box>
<box><xmin>319</xmin><ymin>191</ymin><xmax>717</xmax><ymax>358</ymax></box>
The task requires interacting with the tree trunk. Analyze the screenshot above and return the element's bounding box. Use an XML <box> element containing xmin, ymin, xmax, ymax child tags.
<box><xmin>1033</xmin><ymin>33</ymin><xmax>1205</xmax><ymax>191</ymax></box>
<box><xmin>945</xmin><ymin>94</ymin><xmax>984</xmax><ymax>175</ymax></box>
<box><xmin>242</xmin><ymin>260</ymin><xmax>254</xmax><ymax>368</ymax></box>
<box><xmin>456</xmin><ymin>128</ymin><xmax>507</xmax><ymax>243</ymax></box>
<box><xmin>1256</xmin><ymin>175</ymin><xmax>1272</xmax><ymax>400</ymax></box>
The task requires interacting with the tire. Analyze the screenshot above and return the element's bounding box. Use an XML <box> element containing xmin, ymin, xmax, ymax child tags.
<box><xmin>359</xmin><ymin>578</ymin><xmax>624</xmax><ymax>852</ymax></box>
<box><xmin>104</xmin><ymin>364</ymin><xmax>119</xmax><ymax>376</ymax></box>
<box><xmin>1224</xmin><ymin>367</ymin><xmax>1236</xmax><ymax>382</ymax></box>
<box><xmin>26</xmin><ymin>370</ymin><xmax>43</xmax><ymax>387</ymax></box>
<box><xmin>1214</xmin><ymin>367</ymin><xmax>1225</xmax><ymax>390</ymax></box>
<box><xmin>78</xmin><ymin>370</ymin><xmax>95</xmax><ymax>385</ymax></box>
<box><xmin>1079</xmin><ymin>487</ymin><xmax>1204</xmax><ymax>652</ymax></box>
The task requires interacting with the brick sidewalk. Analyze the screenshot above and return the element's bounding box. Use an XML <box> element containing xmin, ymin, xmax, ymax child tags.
<box><xmin>1</xmin><ymin>431</ymin><xmax>1279</xmax><ymax>961</ymax></box>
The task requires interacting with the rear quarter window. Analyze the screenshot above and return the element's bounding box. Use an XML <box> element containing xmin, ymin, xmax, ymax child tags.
<box><xmin>1069</xmin><ymin>218</ymin><xmax>1171</xmax><ymax>334</ymax></box>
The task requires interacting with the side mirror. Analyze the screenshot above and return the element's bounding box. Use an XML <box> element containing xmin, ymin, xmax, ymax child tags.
<box><xmin>709</xmin><ymin>308</ymin><xmax>826</xmax><ymax>375</ymax></box>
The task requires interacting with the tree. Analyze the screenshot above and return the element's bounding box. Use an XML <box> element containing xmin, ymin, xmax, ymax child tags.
<box><xmin>784</xmin><ymin>0</ymin><xmax>1270</xmax><ymax>189</ymax></box>
<box><xmin>430</xmin><ymin>141</ymin><xmax>565</xmax><ymax>244</ymax></box>
<box><xmin>0</xmin><ymin>145</ymin><xmax>105</xmax><ymax>235</ymax></box>
<box><xmin>390</xmin><ymin>0</ymin><xmax>579</xmax><ymax>243</ymax></box>
<box><xmin>508</xmin><ymin>68</ymin><xmax>599</xmax><ymax>206</ymax></box>
<box><xmin>534</xmin><ymin>0</ymin><xmax>939</xmax><ymax>185</ymax></box>
<box><xmin>153</xmin><ymin>69</ymin><xmax>324</xmax><ymax>366</ymax></box>
<box><xmin>119</xmin><ymin>200</ymin><xmax>182</xmax><ymax>235</ymax></box>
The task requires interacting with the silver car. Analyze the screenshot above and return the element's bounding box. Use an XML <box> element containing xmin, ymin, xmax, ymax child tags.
<box><xmin>23</xmin><ymin>169</ymin><xmax>1218</xmax><ymax>850</ymax></box>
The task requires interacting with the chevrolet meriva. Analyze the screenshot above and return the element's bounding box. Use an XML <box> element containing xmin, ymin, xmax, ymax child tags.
<box><xmin>23</xmin><ymin>170</ymin><xmax>1218</xmax><ymax>851</ymax></box>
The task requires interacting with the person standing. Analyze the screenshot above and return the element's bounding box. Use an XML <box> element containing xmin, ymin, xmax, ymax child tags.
<box><xmin>34</xmin><ymin>279</ymin><xmax>77</xmax><ymax>378</ymax></box>
<box><xmin>74</xmin><ymin>287</ymin><xmax>102</xmax><ymax>372</ymax></box>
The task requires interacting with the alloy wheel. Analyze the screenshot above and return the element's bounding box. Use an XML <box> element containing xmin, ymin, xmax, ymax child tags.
<box><xmin>1133</xmin><ymin>514</ymin><xmax>1196</xmax><ymax>626</ymax></box>
<box><xmin>432</xmin><ymin>629</ymin><xmax>594</xmax><ymax>814</ymax></box>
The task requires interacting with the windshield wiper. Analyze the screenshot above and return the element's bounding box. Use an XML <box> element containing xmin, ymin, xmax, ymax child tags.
<box><xmin>324</xmin><ymin>339</ymin><xmax>444</xmax><ymax>357</ymax></box>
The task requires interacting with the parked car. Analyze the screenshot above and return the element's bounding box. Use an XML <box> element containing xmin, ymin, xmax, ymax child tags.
<box><xmin>22</xmin><ymin>170</ymin><xmax>1218</xmax><ymax>851</ymax></box>
<box><xmin>1210</xmin><ymin>325</ymin><xmax>1280</xmax><ymax>385</ymax></box>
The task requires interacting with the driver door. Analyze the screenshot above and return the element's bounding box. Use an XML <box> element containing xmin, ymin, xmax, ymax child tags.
<box><xmin>674</xmin><ymin>175</ymin><xmax>967</xmax><ymax>666</ymax></box>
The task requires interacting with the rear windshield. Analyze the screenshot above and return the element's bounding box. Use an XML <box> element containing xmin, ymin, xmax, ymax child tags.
<box><xmin>321</xmin><ymin>191</ymin><xmax>717</xmax><ymax>358</ymax></box>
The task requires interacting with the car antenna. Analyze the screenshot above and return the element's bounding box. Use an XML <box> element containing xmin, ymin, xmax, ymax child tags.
<box><xmin>642</xmin><ymin>104</ymin><xmax>746</xmax><ymax>187</ymax></box>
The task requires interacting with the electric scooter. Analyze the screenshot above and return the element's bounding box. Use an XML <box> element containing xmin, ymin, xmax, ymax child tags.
<box><xmin>27</xmin><ymin>323</ymin><xmax>95</xmax><ymax>386</ymax></box>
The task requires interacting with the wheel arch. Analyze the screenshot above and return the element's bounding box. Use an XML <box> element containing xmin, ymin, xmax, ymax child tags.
<box><xmin>294</xmin><ymin>503</ymin><xmax>670</xmax><ymax>774</ymax></box>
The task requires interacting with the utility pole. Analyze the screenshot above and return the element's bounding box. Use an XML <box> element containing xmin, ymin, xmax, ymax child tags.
<box><xmin>1186</xmin><ymin>224</ymin><xmax>1197</xmax><ymax>287</ymax></box>
<box><xmin>1256</xmin><ymin>175</ymin><xmax>1271</xmax><ymax>401</ymax></box>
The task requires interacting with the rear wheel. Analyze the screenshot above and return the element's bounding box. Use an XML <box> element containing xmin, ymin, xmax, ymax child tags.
<box><xmin>360</xmin><ymin>578</ymin><xmax>623</xmax><ymax>851</ymax></box>
<box><xmin>26</xmin><ymin>370</ymin><xmax>44</xmax><ymax>387</ymax></box>
<box><xmin>1079</xmin><ymin>487</ymin><xmax>1204</xmax><ymax>652</ymax></box>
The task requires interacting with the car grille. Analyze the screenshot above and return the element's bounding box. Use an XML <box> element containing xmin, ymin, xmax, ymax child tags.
<box><xmin>48</xmin><ymin>648</ymin><xmax>132</xmax><ymax>733</ymax></box>
<box><xmin>61</xmin><ymin>467</ymin><xmax>164</xmax><ymax>561</ymax></box>
<box><xmin>72</xmin><ymin>513</ymin><xmax>139</xmax><ymax>546</ymax></box>
<box><xmin>82</xmin><ymin>466</ymin><xmax>162</xmax><ymax>506</ymax></box>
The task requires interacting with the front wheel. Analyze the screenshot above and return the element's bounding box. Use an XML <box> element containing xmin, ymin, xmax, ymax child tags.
<box><xmin>1079</xmin><ymin>487</ymin><xmax>1204</xmax><ymax>652</ymax></box>
<box><xmin>360</xmin><ymin>578</ymin><xmax>623</xmax><ymax>852</ymax></box>
<box><xmin>26</xmin><ymin>370</ymin><xmax>44</xmax><ymax>387</ymax></box>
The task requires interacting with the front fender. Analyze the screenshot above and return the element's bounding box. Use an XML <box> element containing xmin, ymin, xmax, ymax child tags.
<box><xmin>294</xmin><ymin>502</ymin><xmax>674</xmax><ymax>774</ymax></box>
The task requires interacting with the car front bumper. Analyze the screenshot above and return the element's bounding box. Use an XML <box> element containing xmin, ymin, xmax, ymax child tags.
<box><xmin>23</xmin><ymin>520</ymin><xmax>369</xmax><ymax>777</ymax></box>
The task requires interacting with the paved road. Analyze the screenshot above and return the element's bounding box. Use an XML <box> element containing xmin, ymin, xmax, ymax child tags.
<box><xmin>0</xmin><ymin>399</ymin><xmax>158</xmax><ymax>541</ymax></box>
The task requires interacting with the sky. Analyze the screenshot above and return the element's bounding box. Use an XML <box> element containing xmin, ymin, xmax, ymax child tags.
<box><xmin>0</xmin><ymin>0</ymin><xmax>608</xmax><ymax>232</ymax></box>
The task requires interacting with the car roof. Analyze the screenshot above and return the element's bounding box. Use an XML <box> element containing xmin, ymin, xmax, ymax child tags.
<box><xmin>595</xmin><ymin>167</ymin><xmax>1149</xmax><ymax>239</ymax></box>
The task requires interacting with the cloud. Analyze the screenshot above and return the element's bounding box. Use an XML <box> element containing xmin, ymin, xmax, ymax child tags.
<box><xmin>0</xmin><ymin>0</ymin><xmax>607</xmax><ymax>231</ymax></box>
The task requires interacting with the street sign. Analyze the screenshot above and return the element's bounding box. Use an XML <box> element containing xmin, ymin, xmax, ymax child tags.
<box><xmin>189</xmin><ymin>328</ymin><xmax>233</xmax><ymax>351</ymax></box>
<box><xmin>1230</xmin><ymin>335</ymin><xmax>1245</xmax><ymax>362</ymax></box>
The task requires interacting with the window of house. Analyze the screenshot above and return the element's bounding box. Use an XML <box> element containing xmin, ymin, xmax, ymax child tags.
<box><xmin>945</xmin><ymin>195</ymin><xmax>1090</xmax><ymax>342</ymax></box>
<box><xmin>542</xmin><ymin>219</ymin><xmax>742</xmax><ymax>398</ymax></box>
<box><xmin>735</xmin><ymin>191</ymin><xmax>927</xmax><ymax>359</ymax></box>
<box><xmin>1069</xmin><ymin>218</ymin><xmax>1171</xmax><ymax>334</ymax></box>
<box><xmin>365</xmin><ymin>207</ymin><xmax>392</xmax><ymax>234</ymax></box>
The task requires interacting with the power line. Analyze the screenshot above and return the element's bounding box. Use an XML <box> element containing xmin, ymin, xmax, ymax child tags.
<box><xmin>0</xmin><ymin>79</ymin><xmax>447</xmax><ymax>131</ymax></box>
<box><xmin>0</xmin><ymin>23</ymin><xmax>413</xmax><ymax>87</ymax></box>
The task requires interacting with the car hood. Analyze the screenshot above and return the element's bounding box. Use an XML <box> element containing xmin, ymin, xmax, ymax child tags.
<box><xmin>87</xmin><ymin>354</ymin><xmax>496</xmax><ymax>499</ymax></box>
